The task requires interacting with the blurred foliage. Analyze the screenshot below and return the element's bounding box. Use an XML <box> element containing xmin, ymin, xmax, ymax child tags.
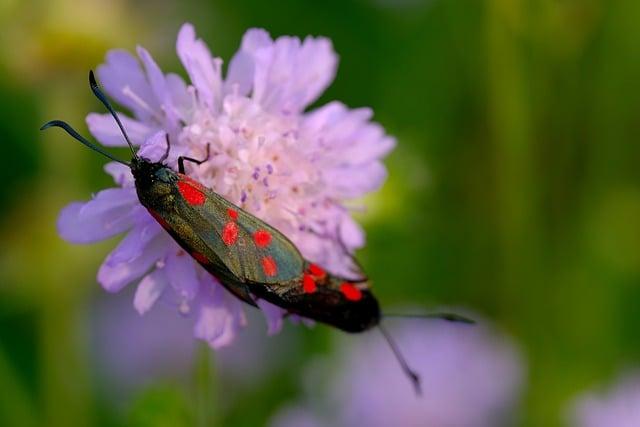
<box><xmin>0</xmin><ymin>0</ymin><xmax>639</xmax><ymax>426</ymax></box>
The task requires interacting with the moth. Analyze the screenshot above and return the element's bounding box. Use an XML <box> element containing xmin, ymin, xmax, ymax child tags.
<box><xmin>43</xmin><ymin>71</ymin><xmax>473</xmax><ymax>393</ymax></box>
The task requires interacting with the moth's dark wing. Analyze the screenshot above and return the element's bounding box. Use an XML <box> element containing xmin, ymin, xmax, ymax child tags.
<box><xmin>148</xmin><ymin>202</ymin><xmax>258</xmax><ymax>306</ymax></box>
<box><xmin>180</xmin><ymin>177</ymin><xmax>305</xmax><ymax>284</ymax></box>
<box><xmin>251</xmin><ymin>282</ymin><xmax>381</xmax><ymax>333</ymax></box>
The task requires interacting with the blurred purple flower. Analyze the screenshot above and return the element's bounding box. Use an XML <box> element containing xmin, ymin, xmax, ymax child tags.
<box><xmin>90</xmin><ymin>285</ymin><xmax>301</xmax><ymax>402</ymax></box>
<box><xmin>271</xmin><ymin>315</ymin><xmax>525</xmax><ymax>427</ymax></box>
<box><xmin>568</xmin><ymin>371</ymin><xmax>640</xmax><ymax>427</ymax></box>
<box><xmin>58</xmin><ymin>23</ymin><xmax>395</xmax><ymax>348</ymax></box>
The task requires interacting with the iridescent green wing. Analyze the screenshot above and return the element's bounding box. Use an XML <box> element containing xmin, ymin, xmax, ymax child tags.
<box><xmin>175</xmin><ymin>174</ymin><xmax>305</xmax><ymax>284</ymax></box>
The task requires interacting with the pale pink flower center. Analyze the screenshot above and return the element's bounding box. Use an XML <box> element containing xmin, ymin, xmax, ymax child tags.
<box><xmin>177</xmin><ymin>95</ymin><xmax>327</xmax><ymax>246</ymax></box>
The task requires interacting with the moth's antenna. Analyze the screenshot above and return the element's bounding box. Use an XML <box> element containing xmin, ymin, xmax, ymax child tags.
<box><xmin>385</xmin><ymin>312</ymin><xmax>476</xmax><ymax>325</ymax></box>
<box><xmin>40</xmin><ymin>120</ymin><xmax>130</xmax><ymax>166</ymax></box>
<box><xmin>378</xmin><ymin>324</ymin><xmax>421</xmax><ymax>395</ymax></box>
<box><xmin>88</xmin><ymin>70</ymin><xmax>138</xmax><ymax>159</ymax></box>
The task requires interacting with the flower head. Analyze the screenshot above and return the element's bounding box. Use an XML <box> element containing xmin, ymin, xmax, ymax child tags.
<box><xmin>58</xmin><ymin>23</ymin><xmax>395</xmax><ymax>348</ymax></box>
<box><xmin>270</xmin><ymin>316</ymin><xmax>525</xmax><ymax>427</ymax></box>
<box><xmin>568</xmin><ymin>371</ymin><xmax>640</xmax><ymax>427</ymax></box>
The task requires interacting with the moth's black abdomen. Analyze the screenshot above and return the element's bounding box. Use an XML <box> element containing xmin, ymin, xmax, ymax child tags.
<box><xmin>294</xmin><ymin>288</ymin><xmax>380</xmax><ymax>333</ymax></box>
<box><xmin>252</xmin><ymin>285</ymin><xmax>381</xmax><ymax>333</ymax></box>
<box><xmin>323</xmin><ymin>290</ymin><xmax>380</xmax><ymax>333</ymax></box>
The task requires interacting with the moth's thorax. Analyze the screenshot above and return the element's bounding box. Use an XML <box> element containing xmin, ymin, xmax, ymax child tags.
<box><xmin>131</xmin><ymin>158</ymin><xmax>177</xmax><ymax>209</ymax></box>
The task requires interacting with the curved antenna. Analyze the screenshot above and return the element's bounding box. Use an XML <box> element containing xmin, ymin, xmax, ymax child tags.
<box><xmin>378</xmin><ymin>324</ymin><xmax>421</xmax><ymax>395</ymax></box>
<box><xmin>41</xmin><ymin>120</ymin><xmax>130</xmax><ymax>166</ymax></box>
<box><xmin>88</xmin><ymin>70</ymin><xmax>138</xmax><ymax>159</ymax></box>
<box><xmin>385</xmin><ymin>312</ymin><xmax>476</xmax><ymax>325</ymax></box>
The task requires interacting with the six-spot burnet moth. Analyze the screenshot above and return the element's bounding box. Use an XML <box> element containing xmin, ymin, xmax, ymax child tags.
<box><xmin>41</xmin><ymin>71</ymin><xmax>474</xmax><ymax>394</ymax></box>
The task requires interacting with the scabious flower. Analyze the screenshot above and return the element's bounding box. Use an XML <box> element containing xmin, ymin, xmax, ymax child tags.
<box><xmin>270</xmin><ymin>315</ymin><xmax>525</xmax><ymax>427</ymax></box>
<box><xmin>568</xmin><ymin>371</ymin><xmax>640</xmax><ymax>427</ymax></box>
<box><xmin>58</xmin><ymin>23</ymin><xmax>395</xmax><ymax>348</ymax></box>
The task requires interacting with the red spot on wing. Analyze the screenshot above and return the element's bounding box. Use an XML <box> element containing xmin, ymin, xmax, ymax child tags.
<box><xmin>340</xmin><ymin>282</ymin><xmax>362</xmax><ymax>301</ymax></box>
<box><xmin>302</xmin><ymin>274</ymin><xmax>317</xmax><ymax>293</ymax></box>
<box><xmin>180</xmin><ymin>175</ymin><xmax>206</xmax><ymax>190</ymax></box>
<box><xmin>148</xmin><ymin>210</ymin><xmax>170</xmax><ymax>230</ymax></box>
<box><xmin>222</xmin><ymin>221</ymin><xmax>239</xmax><ymax>246</ymax></box>
<box><xmin>261</xmin><ymin>256</ymin><xmax>278</xmax><ymax>277</ymax></box>
<box><xmin>253</xmin><ymin>229</ymin><xmax>272</xmax><ymax>248</ymax></box>
<box><xmin>192</xmin><ymin>252</ymin><xmax>209</xmax><ymax>264</ymax></box>
<box><xmin>308</xmin><ymin>263</ymin><xmax>326</xmax><ymax>279</ymax></box>
<box><xmin>227</xmin><ymin>208</ymin><xmax>238</xmax><ymax>220</ymax></box>
<box><xmin>178</xmin><ymin>180</ymin><xmax>206</xmax><ymax>205</ymax></box>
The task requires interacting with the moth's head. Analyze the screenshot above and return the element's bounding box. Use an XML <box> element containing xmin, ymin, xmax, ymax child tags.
<box><xmin>131</xmin><ymin>158</ymin><xmax>177</xmax><ymax>206</ymax></box>
<box><xmin>131</xmin><ymin>157</ymin><xmax>171</xmax><ymax>180</ymax></box>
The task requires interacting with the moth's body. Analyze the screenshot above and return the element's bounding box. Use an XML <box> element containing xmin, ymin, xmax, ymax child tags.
<box><xmin>42</xmin><ymin>70</ymin><xmax>473</xmax><ymax>393</ymax></box>
<box><xmin>131</xmin><ymin>157</ymin><xmax>380</xmax><ymax>333</ymax></box>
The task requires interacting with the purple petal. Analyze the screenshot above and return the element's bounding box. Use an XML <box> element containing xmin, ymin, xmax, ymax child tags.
<box><xmin>106</xmin><ymin>217</ymin><xmax>161</xmax><ymax>264</ymax></box>
<box><xmin>340</xmin><ymin>319</ymin><xmax>523</xmax><ymax>427</ymax></box>
<box><xmin>225</xmin><ymin>28</ymin><xmax>272</xmax><ymax>96</ymax></box>
<box><xmin>86</xmin><ymin>112</ymin><xmax>155</xmax><ymax>147</ymax></box>
<box><xmin>137</xmin><ymin>46</ymin><xmax>181</xmax><ymax>132</ymax></box>
<box><xmin>136</xmin><ymin>47</ymin><xmax>168</xmax><ymax>105</ymax></box>
<box><xmin>287</xmin><ymin>315</ymin><xmax>316</xmax><ymax>328</ymax></box>
<box><xmin>137</xmin><ymin>131</ymin><xmax>169</xmax><ymax>163</ymax></box>
<box><xmin>569</xmin><ymin>372</ymin><xmax>640</xmax><ymax>427</ymax></box>
<box><xmin>345</xmin><ymin>128</ymin><xmax>396</xmax><ymax>165</ymax></box>
<box><xmin>339</xmin><ymin>215</ymin><xmax>365</xmax><ymax>250</ymax></box>
<box><xmin>194</xmin><ymin>278</ymin><xmax>246</xmax><ymax>348</ymax></box>
<box><xmin>301</xmin><ymin>101</ymin><xmax>346</xmax><ymax>134</ymax></box>
<box><xmin>79</xmin><ymin>188</ymin><xmax>139</xmax><ymax>218</ymax></box>
<box><xmin>176</xmin><ymin>23</ymin><xmax>222</xmax><ymax>110</ymax></box>
<box><xmin>98</xmin><ymin>232</ymin><xmax>169</xmax><ymax>293</ymax></box>
<box><xmin>134</xmin><ymin>269</ymin><xmax>169</xmax><ymax>315</ymax></box>
<box><xmin>256</xmin><ymin>299</ymin><xmax>286</xmax><ymax>335</ymax></box>
<box><xmin>165</xmin><ymin>73</ymin><xmax>192</xmax><ymax>122</ymax></box>
<box><xmin>104</xmin><ymin>162</ymin><xmax>134</xmax><ymax>187</ymax></box>
<box><xmin>57</xmin><ymin>188</ymin><xmax>139</xmax><ymax>243</ymax></box>
<box><xmin>96</xmin><ymin>50</ymin><xmax>158</xmax><ymax>121</ymax></box>
<box><xmin>302</xmin><ymin>102</ymin><xmax>396</xmax><ymax>165</ymax></box>
<box><xmin>165</xmin><ymin>250</ymin><xmax>199</xmax><ymax>301</ymax></box>
<box><xmin>91</xmin><ymin>294</ymin><xmax>195</xmax><ymax>393</ymax></box>
<box><xmin>136</xmin><ymin>130</ymin><xmax>190</xmax><ymax>170</ymax></box>
<box><xmin>323</xmin><ymin>161</ymin><xmax>388</xmax><ymax>199</ymax></box>
<box><xmin>252</xmin><ymin>34</ymin><xmax>337</xmax><ymax>113</ymax></box>
<box><xmin>302</xmin><ymin>317</ymin><xmax>523</xmax><ymax>427</ymax></box>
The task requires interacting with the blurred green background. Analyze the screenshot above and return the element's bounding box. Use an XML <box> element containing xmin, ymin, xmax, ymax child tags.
<box><xmin>1</xmin><ymin>0</ymin><xmax>639</xmax><ymax>426</ymax></box>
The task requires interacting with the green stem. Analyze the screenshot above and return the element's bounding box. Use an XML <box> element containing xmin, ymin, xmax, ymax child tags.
<box><xmin>194</xmin><ymin>343</ymin><xmax>218</xmax><ymax>427</ymax></box>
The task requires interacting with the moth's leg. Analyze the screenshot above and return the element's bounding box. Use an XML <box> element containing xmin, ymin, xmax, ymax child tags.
<box><xmin>178</xmin><ymin>144</ymin><xmax>211</xmax><ymax>174</ymax></box>
<box><xmin>349</xmin><ymin>275</ymin><xmax>369</xmax><ymax>284</ymax></box>
<box><xmin>335</xmin><ymin>230</ymin><xmax>368</xmax><ymax>282</ymax></box>
<box><xmin>304</xmin><ymin>226</ymin><xmax>368</xmax><ymax>282</ymax></box>
<box><xmin>159</xmin><ymin>134</ymin><xmax>171</xmax><ymax>163</ymax></box>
